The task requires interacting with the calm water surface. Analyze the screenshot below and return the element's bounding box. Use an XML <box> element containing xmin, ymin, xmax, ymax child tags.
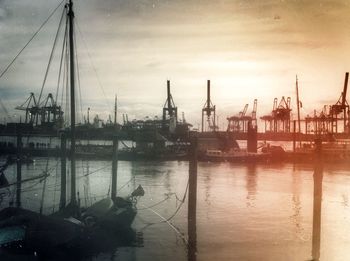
<box><xmin>1</xmin><ymin>158</ymin><xmax>350</xmax><ymax>261</ymax></box>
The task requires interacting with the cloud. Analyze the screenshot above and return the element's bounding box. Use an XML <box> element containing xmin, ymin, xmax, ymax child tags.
<box><xmin>1</xmin><ymin>0</ymin><xmax>350</xmax><ymax>124</ymax></box>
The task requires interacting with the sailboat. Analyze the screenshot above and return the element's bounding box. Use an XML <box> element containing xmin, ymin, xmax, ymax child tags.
<box><xmin>0</xmin><ymin>0</ymin><xmax>143</xmax><ymax>257</ymax></box>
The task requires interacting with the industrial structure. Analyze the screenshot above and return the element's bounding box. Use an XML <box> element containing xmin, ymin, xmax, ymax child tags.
<box><xmin>305</xmin><ymin>72</ymin><xmax>349</xmax><ymax>135</ymax></box>
<box><xmin>162</xmin><ymin>80</ymin><xmax>178</xmax><ymax>133</ymax></box>
<box><xmin>260</xmin><ymin>96</ymin><xmax>292</xmax><ymax>133</ymax></box>
<box><xmin>227</xmin><ymin>99</ymin><xmax>257</xmax><ymax>133</ymax></box>
<box><xmin>15</xmin><ymin>92</ymin><xmax>63</xmax><ymax>129</ymax></box>
<box><xmin>329</xmin><ymin>72</ymin><xmax>349</xmax><ymax>134</ymax></box>
<box><xmin>305</xmin><ymin>108</ymin><xmax>331</xmax><ymax>135</ymax></box>
<box><xmin>1</xmin><ymin>72</ymin><xmax>349</xmax><ymax>144</ymax></box>
<box><xmin>202</xmin><ymin>80</ymin><xmax>216</xmax><ymax>132</ymax></box>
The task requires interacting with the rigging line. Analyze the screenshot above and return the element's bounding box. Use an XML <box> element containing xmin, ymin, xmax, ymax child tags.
<box><xmin>63</xmin><ymin>39</ymin><xmax>68</xmax><ymax>126</ymax></box>
<box><xmin>140</xmin><ymin>205</ymin><xmax>188</xmax><ymax>245</ymax></box>
<box><xmin>79</xmin><ymin>163</ymin><xmax>111</xmax><ymax>178</ymax></box>
<box><xmin>40</xmin><ymin>151</ymin><xmax>51</xmax><ymax>214</ymax></box>
<box><xmin>136</xmin><ymin>191</ymin><xmax>183</xmax><ymax>211</ymax></box>
<box><xmin>55</xmin><ymin>7</ymin><xmax>68</xmax><ymax>104</ymax></box>
<box><xmin>52</xmin><ymin>162</ymin><xmax>59</xmax><ymax>213</ymax></box>
<box><xmin>0</xmin><ymin>173</ymin><xmax>49</xmax><ymax>189</ymax></box>
<box><xmin>38</xmin><ymin>5</ymin><xmax>66</xmax><ymax>105</ymax></box>
<box><xmin>38</xmin><ymin>145</ymin><xmax>59</xmax><ymax>215</ymax></box>
<box><xmin>75</xmin><ymin>20</ymin><xmax>112</xmax><ymax>111</ymax></box>
<box><xmin>117</xmin><ymin>176</ymin><xmax>135</xmax><ymax>192</ymax></box>
<box><xmin>74</xmin><ymin>25</ymin><xmax>83</xmax><ymax>122</ymax></box>
<box><xmin>140</xmin><ymin>178</ymin><xmax>189</xmax><ymax>223</ymax></box>
<box><xmin>137</xmin><ymin>195</ymin><xmax>171</xmax><ymax>210</ymax></box>
<box><xmin>0</xmin><ymin>0</ymin><xmax>65</xmax><ymax>80</ymax></box>
<box><xmin>20</xmin><ymin>178</ymin><xmax>46</xmax><ymax>193</ymax></box>
<box><xmin>37</xmin><ymin>157</ymin><xmax>59</xmax><ymax>176</ymax></box>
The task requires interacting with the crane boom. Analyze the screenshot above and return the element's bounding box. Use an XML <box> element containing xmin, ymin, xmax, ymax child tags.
<box><xmin>342</xmin><ymin>72</ymin><xmax>349</xmax><ymax>107</ymax></box>
<box><xmin>242</xmin><ymin>104</ymin><xmax>248</xmax><ymax>116</ymax></box>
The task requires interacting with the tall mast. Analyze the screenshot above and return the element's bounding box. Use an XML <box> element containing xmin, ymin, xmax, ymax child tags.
<box><xmin>114</xmin><ymin>94</ymin><xmax>117</xmax><ymax>127</ymax></box>
<box><xmin>68</xmin><ymin>0</ymin><xmax>76</xmax><ymax>204</ymax></box>
<box><xmin>296</xmin><ymin>75</ymin><xmax>301</xmax><ymax>147</ymax></box>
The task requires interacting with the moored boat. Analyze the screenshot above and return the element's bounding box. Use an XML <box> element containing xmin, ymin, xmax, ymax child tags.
<box><xmin>202</xmin><ymin>148</ymin><xmax>271</xmax><ymax>163</ymax></box>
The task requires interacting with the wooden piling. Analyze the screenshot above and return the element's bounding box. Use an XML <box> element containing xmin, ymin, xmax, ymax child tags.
<box><xmin>247</xmin><ymin>121</ymin><xmax>257</xmax><ymax>153</ymax></box>
<box><xmin>188</xmin><ymin>136</ymin><xmax>198</xmax><ymax>261</ymax></box>
<box><xmin>312</xmin><ymin>139</ymin><xmax>323</xmax><ymax>261</ymax></box>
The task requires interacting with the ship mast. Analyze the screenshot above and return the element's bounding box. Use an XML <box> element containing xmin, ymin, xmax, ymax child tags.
<box><xmin>114</xmin><ymin>94</ymin><xmax>117</xmax><ymax>127</ymax></box>
<box><xmin>296</xmin><ymin>75</ymin><xmax>301</xmax><ymax>147</ymax></box>
<box><xmin>68</xmin><ymin>0</ymin><xmax>77</xmax><ymax>205</ymax></box>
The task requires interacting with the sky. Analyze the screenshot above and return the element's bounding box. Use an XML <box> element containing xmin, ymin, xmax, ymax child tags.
<box><xmin>1</xmin><ymin>0</ymin><xmax>350</xmax><ymax>129</ymax></box>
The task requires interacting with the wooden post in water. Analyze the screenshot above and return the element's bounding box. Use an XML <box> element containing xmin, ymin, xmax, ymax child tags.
<box><xmin>312</xmin><ymin>139</ymin><xmax>323</xmax><ymax>261</ymax></box>
<box><xmin>188</xmin><ymin>136</ymin><xmax>198</xmax><ymax>261</ymax></box>
<box><xmin>111</xmin><ymin>135</ymin><xmax>118</xmax><ymax>201</ymax></box>
<box><xmin>59</xmin><ymin>132</ymin><xmax>67</xmax><ymax>210</ymax></box>
<box><xmin>16</xmin><ymin>132</ymin><xmax>22</xmax><ymax>208</ymax></box>
<box><xmin>247</xmin><ymin>121</ymin><xmax>257</xmax><ymax>153</ymax></box>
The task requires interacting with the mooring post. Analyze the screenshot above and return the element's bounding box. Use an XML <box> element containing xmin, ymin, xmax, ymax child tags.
<box><xmin>111</xmin><ymin>135</ymin><xmax>118</xmax><ymax>201</ymax></box>
<box><xmin>247</xmin><ymin>121</ymin><xmax>257</xmax><ymax>153</ymax></box>
<box><xmin>16</xmin><ymin>132</ymin><xmax>22</xmax><ymax>208</ymax></box>
<box><xmin>188</xmin><ymin>136</ymin><xmax>198</xmax><ymax>261</ymax></box>
<box><xmin>312</xmin><ymin>139</ymin><xmax>323</xmax><ymax>261</ymax></box>
<box><xmin>59</xmin><ymin>132</ymin><xmax>67</xmax><ymax>210</ymax></box>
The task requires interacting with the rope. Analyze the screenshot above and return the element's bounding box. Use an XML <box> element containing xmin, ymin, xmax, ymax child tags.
<box><xmin>74</xmin><ymin>21</ymin><xmax>84</xmax><ymax>123</ymax></box>
<box><xmin>55</xmin><ymin>9</ymin><xmax>68</xmax><ymax>104</ymax></box>
<box><xmin>0</xmin><ymin>0</ymin><xmax>65</xmax><ymax>80</ymax></box>
<box><xmin>136</xmin><ymin>178</ymin><xmax>190</xmax><ymax>245</ymax></box>
<box><xmin>75</xmin><ymin>20</ymin><xmax>112</xmax><ymax>111</ymax></box>
<box><xmin>39</xmin><ymin>138</ymin><xmax>55</xmax><ymax>214</ymax></box>
<box><xmin>0</xmin><ymin>172</ymin><xmax>49</xmax><ymax>189</ymax></box>
<box><xmin>140</xmin><ymin>205</ymin><xmax>188</xmax><ymax>245</ymax></box>
<box><xmin>52</xmin><ymin>161</ymin><xmax>59</xmax><ymax>213</ymax></box>
<box><xmin>37</xmin><ymin>5</ymin><xmax>66</xmax><ymax>105</ymax></box>
<box><xmin>136</xmin><ymin>195</ymin><xmax>171</xmax><ymax>210</ymax></box>
<box><xmin>117</xmin><ymin>176</ymin><xmax>135</xmax><ymax>192</ymax></box>
<box><xmin>80</xmin><ymin>163</ymin><xmax>111</xmax><ymax>178</ymax></box>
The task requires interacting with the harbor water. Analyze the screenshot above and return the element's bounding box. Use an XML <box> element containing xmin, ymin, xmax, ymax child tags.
<box><xmin>1</xmin><ymin>157</ymin><xmax>350</xmax><ymax>261</ymax></box>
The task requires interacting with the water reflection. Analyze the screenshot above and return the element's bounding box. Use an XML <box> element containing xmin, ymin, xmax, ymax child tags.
<box><xmin>245</xmin><ymin>164</ymin><xmax>257</xmax><ymax>207</ymax></box>
<box><xmin>203</xmin><ymin>169</ymin><xmax>211</xmax><ymax>206</ymax></box>
<box><xmin>291</xmin><ymin>165</ymin><xmax>303</xmax><ymax>239</ymax></box>
<box><xmin>188</xmin><ymin>142</ymin><xmax>197</xmax><ymax>261</ymax></box>
<box><xmin>164</xmin><ymin>170</ymin><xmax>172</xmax><ymax>195</ymax></box>
<box><xmin>312</xmin><ymin>157</ymin><xmax>323</xmax><ymax>261</ymax></box>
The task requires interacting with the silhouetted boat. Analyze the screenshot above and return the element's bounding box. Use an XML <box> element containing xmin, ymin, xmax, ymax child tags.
<box><xmin>203</xmin><ymin>148</ymin><xmax>271</xmax><ymax>163</ymax></box>
<box><xmin>0</xmin><ymin>207</ymin><xmax>85</xmax><ymax>256</ymax></box>
<box><xmin>81</xmin><ymin>185</ymin><xmax>144</xmax><ymax>232</ymax></box>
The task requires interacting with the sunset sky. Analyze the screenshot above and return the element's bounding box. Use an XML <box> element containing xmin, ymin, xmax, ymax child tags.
<box><xmin>1</xmin><ymin>0</ymin><xmax>350</xmax><ymax>128</ymax></box>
